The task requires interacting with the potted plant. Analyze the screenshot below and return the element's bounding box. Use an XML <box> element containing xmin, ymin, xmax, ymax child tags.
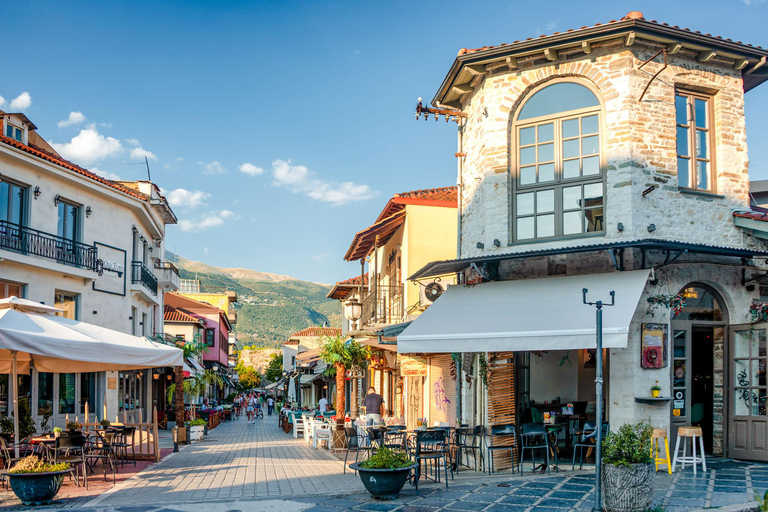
<box><xmin>52</xmin><ymin>427</ymin><xmax>63</xmax><ymax>438</ymax></box>
<box><xmin>99</xmin><ymin>419</ymin><xmax>111</xmax><ymax>430</ymax></box>
<box><xmin>188</xmin><ymin>419</ymin><xmax>206</xmax><ymax>442</ymax></box>
<box><xmin>651</xmin><ymin>382</ymin><xmax>662</xmax><ymax>398</ymax></box>
<box><xmin>66</xmin><ymin>421</ymin><xmax>81</xmax><ymax>432</ymax></box>
<box><xmin>349</xmin><ymin>447</ymin><xmax>418</xmax><ymax>500</ymax></box>
<box><xmin>4</xmin><ymin>455</ymin><xmax>71</xmax><ymax>506</ymax></box>
<box><xmin>602</xmin><ymin>422</ymin><xmax>655</xmax><ymax>512</ymax></box>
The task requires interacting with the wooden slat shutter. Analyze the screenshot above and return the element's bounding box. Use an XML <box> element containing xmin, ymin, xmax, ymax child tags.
<box><xmin>428</xmin><ymin>355</ymin><xmax>456</xmax><ymax>425</ymax></box>
<box><xmin>487</xmin><ymin>352</ymin><xmax>516</xmax><ymax>470</ymax></box>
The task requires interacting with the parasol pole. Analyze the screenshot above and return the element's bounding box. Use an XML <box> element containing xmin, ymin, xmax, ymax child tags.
<box><xmin>11</xmin><ymin>350</ymin><xmax>19</xmax><ymax>459</ymax></box>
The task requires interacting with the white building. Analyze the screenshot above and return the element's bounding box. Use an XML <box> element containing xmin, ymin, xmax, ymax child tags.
<box><xmin>0</xmin><ymin>110</ymin><xmax>179</xmax><ymax>429</ymax></box>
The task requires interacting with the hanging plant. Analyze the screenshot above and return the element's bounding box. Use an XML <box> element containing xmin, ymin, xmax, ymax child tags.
<box><xmin>478</xmin><ymin>354</ymin><xmax>489</xmax><ymax>388</ymax></box>
<box><xmin>647</xmin><ymin>293</ymin><xmax>686</xmax><ymax>317</ymax></box>
<box><xmin>449</xmin><ymin>353</ymin><xmax>462</xmax><ymax>381</ymax></box>
<box><xmin>750</xmin><ymin>301</ymin><xmax>768</xmax><ymax>324</ymax></box>
<box><xmin>558</xmin><ymin>350</ymin><xmax>572</xmax><ymax>367</ymax></box>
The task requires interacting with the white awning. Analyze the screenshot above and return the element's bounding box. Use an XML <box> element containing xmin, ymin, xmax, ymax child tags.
<box><xmin>398</xmin><ymin>270</ymin><xmax>649</xmax><ymax>353</ymax></box>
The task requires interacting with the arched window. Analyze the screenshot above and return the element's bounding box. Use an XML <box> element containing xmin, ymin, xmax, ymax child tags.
<box><xmin>512</xmin><ymin>81</ymin><xmax>604</xmax><ymax>242</ymax></box>
<box><xmin>676</xmin><ymin>286</ymin><xmax>724</xmax><ymax>322</ymax></box>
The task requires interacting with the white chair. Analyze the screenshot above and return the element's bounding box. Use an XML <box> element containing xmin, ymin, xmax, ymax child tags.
<box><xmin>293</xmin><ymin>415</ymin><xmax>305</xmax><ymax>439</ymax></box>
<box><xmin>303</xmin><ymin>415</ymin><xmax>314</xmax><ymax>444</ymax></box>
<box><xmin>314</xmin><ymin>422</ymin><xmax>332</xmax><ymax>449</ymax></box>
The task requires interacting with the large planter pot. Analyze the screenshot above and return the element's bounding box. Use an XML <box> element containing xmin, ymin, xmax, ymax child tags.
<box><xmin>189</xmin><ymin>425</ymin><xmax>205</xmax><ymax>442</ymax></box>
<box><xmin>5</xmin><ymin>470</ymin><xmax>72</xmax><ymax>506</ymax></box>
<box><xmin>349</xmin><ymin>463</ymin><xmax>418</xmax><ymax>500</ymax></box>
<box><xmin>602</xmin><ymin>462</ymin><xmax>655</xmax><ymax>512</ymax></box>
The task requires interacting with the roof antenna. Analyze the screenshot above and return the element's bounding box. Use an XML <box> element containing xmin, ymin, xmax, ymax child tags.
<box><xmin>145</xmin><ymin>156</ymin><xmax>151</xmax><ymax>182</ymax></box>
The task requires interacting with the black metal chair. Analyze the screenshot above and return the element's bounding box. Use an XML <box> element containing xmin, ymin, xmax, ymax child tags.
<box><xmin>411</xmin><ymin>430</ymin><xmax>450</xmax><ymax>490</ymax></box>
<box><xmin>486</xmin><ymin>424</ymin><xmax>516</xmax><ymax>474</ymax></box>
<box><xmin>456</xmin><ymin>425</ymin><xmax>484</xmax><ymax>472</ymax></box>
<box><xmin>85</xmin><ymin>431</ymin><xmax>117</xmax><ymax>483</ymax></box>
<box><xmin>343</xmin><ymin>427</ymin><xmax>372</xmax><ymax>474</ymax></box>
<box><xmin>572</xmin><ymin>422</ymin><xmax>609</xmax><ymax>470</ymax></box>
<box><xmin>0</xmin><ymin>437</ymin><xmax>31</xmax><ymax>489</ymax></box>
<box><xmin>519</xmin><ymin>422</ymin><xmax>553</xmax><ymax>474</ymax></box>
<box><xmin>111</xmin><ymin>426</ymin><xmax>137</xmax><ymax>467</ymax></box>
<box><xmin>382</xmin><ymin>430</ymin><xmax>407</xmax><ymax>451</ymax></box>
<box><xmin>54</xmin><ymin>435</ymin><xmax>87</xmax><ymax>489</ymax></box>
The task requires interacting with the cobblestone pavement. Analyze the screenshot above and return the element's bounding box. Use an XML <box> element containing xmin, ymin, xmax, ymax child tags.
<box><xmin>0</xmin><ymin>414</ymin><xmax>762</xmax><ymax>511</ymax></box>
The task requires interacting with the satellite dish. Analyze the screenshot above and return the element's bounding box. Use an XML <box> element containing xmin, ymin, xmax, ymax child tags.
<box><xmin>424</xmin><ymin>282</ymin><xmax>444</xmax><ymax>303</ymax></box>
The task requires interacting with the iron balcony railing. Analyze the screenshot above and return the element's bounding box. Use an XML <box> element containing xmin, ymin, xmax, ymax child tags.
<box><xmin>361</xmin><ymin>281</ymin><xmax>404</xmax><ymax>326</ymax></box>
<box><xmin>131</xmin><ymin>260</ymin><xmax>158</xmax><ymax>296</ymax></box>
<box><xmin>0</xmin><ymin>220</ymin><xmax>98</xmax><ymax>271</ymax></box>
<box><xmin>153</xmin><ymin>260</ymin><xmax>180</xmax><ymax>276</ymax></box>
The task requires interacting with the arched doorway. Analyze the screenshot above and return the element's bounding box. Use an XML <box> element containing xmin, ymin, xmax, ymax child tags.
<box><xmin>671</xmin><ymin>284</ymin><xmax>727</xmax><ymax>455</ymax></box>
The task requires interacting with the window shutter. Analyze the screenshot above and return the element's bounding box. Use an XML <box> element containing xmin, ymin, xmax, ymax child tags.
<box><xmin>428</xmin><ymin>355</ymin><xmax>456</xmax><ymax>426</ymax></box>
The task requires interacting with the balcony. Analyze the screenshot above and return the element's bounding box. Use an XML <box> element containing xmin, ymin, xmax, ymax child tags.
<box><xmin>0</xmin><ymin>220</ymin><xmax>98</xmax><ymax>272</ymax></box>
<box><xmin>154</xmin><ymin>260</ymin><xmax>180</xmax><ymax>290</ymax></box>
<box><xmin>227</xmin><ymin>310</ymin><xmax>237</xmax><ymax>325</ymax></box>
<box><xmin>131</xmin><ymin>260</ymin><xmax>158</xmax><ymax>299</ymax></box>
<box><xmin>361</xmin><ymin>282</ymin><xmax>404</xmax><ymax>327</ymax></box>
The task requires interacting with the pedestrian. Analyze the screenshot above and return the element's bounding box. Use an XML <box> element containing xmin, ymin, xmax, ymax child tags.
<box><xmin>318</xmin><ymin>395</ymin><xmax>329</xmax><ymax>412</ymax></box>
<box><xmin>267</xmin><ymin>396</ymin><xmax>274</xmax><ymax>416</ymax></box>
<box><xmin>363</xmin><ymin>386</ymin><xmax>384</xmax><ymax>424</ymax></box>
<box><xmin>246</xmin><ymin>393</ymin><xmax>256</xmax><ymax>423</ymax></box>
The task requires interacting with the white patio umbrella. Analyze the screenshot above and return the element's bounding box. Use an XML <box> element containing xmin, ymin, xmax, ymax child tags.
<box><xmin>0</xmin><ymin>298</ymin><xmax>183</xmax><ymax>456</ymax></box>
<box><xmin>287</xmin><ymin>377</ymin><xmax>296</xmax><ymax>403</ymax></box>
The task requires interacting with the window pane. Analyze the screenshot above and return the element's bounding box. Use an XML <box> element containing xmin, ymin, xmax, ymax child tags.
<box><xmin>697</xmin><ymin>160</ymin><xmax>710</xmax><ymax>190</ymax></box>
<box><xmin>695</xmin><ymin>98</ymin><xmax>708</xmax><ymax>129</ymax></box>
<box><xmin>10</xmin><ymin>185</ymin><xmax>24</xmax><ymax>226</ymax></box>
<box><xmin>520</xmin><ymin>146</ymin><xmax>536</xmax><ymax>165</ymax></box>
<box><xmin>563</xmin><ymin>211</ymin><xmax>582</xmax><ymax>235</ymax></box>
<box><xmin>734</xmin><ymin>331</ymin><xmax>751</xmax><ymax>359</ymax></box>
<box><xmin>38</xmin><ymin>373</ymin><xmax>54</xmax><ymax>416</ymax></box>
<box><xmin>675</xmin><ymin>94</ymin><xmax>689</xmax><ymax>125</ymax></box>
<box><xmin>517</xmin><ymin>192</ymin><xmax>534</xmax><ymax>216</ymax></box>
<box><xmin>538</xmin><ymin>163</ymin><xmax>555</xmax><ymax>182</ymax></box>
<box><xmin>696</xmin><ymin>130</ymin><xmax>708</xmax><ymax>158</ymax></box>
<box><xmin>563</xmin><ymin>118</ymin><xmax>579</xmax><ymax>138</ymax></box>
<box><xmin>518</xmin><ymin>82</ymin><xmax>599</xmax><ymax>120</ymax></box>
<box><xmin>517</xmin><ymin>217</ymin><xmax>534</xmax><ymax>240</ymax></box>
<box><xmin>582</xmin><ymin>136</ymin><xmax>599</xmax><ymax>155</ymax></box>
<box><xmin>755</xmin><ymin>388</ymin><xmax>766</xmax><ymax>416</ymax></box>
<box><xmin>537</xmin><ymin>189</ymin><xmax>555</xmax><ymax>213</ymax></box>
<box><xmin>59</xmin><ymin>373</ymin><xmax>76</xmax><ymax>414</ymax></box>
<box><xmin>735</xmin><ymin>386</ymin><xmax>750</xmax><ymax>416</ymax></box>
<box><xmin>585</xmin><ymin>207</ymin><xmax>604</xmax><ymax>232</ymax></box>
<box><xmin>520</xmin><ymin>166</ymin><xmax>536</xmax><ymax>185</ymax></box>
<box><xmin>520</xmin><ymin>127</ymin><xmax>535</xmax><ymax>146</ymax></box>
<box><xmin>754</xmin><ymin>360</ymin><xmax>766</xmax><ymax>387</ymax></box>
<box><xmin>538</xmin><ymin>143</ymin><xmax>554</xmax><ymax>162</ymax></box>
<box><xmin>563</xmin><ymin>159</ymin><xmax>580</xmax><ymax>179</ymax></box>
<box><xmin>581</xmin><ymin>115</ymin><xmax>598</xmax><ymax>135</ymax></box>
<box><xmin>0</xmin><ymin>182</ymin><xmax>8</xmax><ymax>222</ymax></box>
<box><xmin>538</xmin><ymin>123</ymin><xmax>554</xmax><ymax>143</ymax></box>
<box><xmin>582</xmin><ymin>156</ymin><xmax>600</xmax><ymax>176</ymax></box>
<box><xmin>563</xmin><ymin>139</ymin><xmax>580</xmax><ymax>159</ymax></box>
<box><xmin>563</xmin><ymin>186</ymin><xmax>582</xmax><ymax>210</ymax></box>
<box><xmin>676</xmin><ymin>126</ymin><xmax>689</xmax><ymax>157</ymax></box>
<box><xmin>674</xmin><ymin>360</ymin><xmax>686</xmax><ymax>387</ymax></box>
<box><xmin>583</xmin><ymin>183</ymin><xmax>603</xmax><ymax>206</ymax></box>
<box><xmin>4</xmin><ymin>125</ymin><xmax>10</xmax><ymax>138</ymax></box>
<box><xmin>537</xmin><ymin>214</ymin><xmax>555</xmax><ymax>237</ymax></box>
<box><xmin>736</xmin><ymin>359</ymin><xmax>750</xmax><ymax>386</ymax></box>
<box><xmin>678</xmin><ymin>157</ymin><xmax>691</xmax><ymax>188</ymax></box>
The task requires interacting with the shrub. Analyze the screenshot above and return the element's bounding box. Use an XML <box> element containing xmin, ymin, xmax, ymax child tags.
<box><xmin>66</xmin><ymin>421</ymin><xmax>81</xmax><ymax>431</ymax></box>
<box><xmin>189</xmin><ymin>419</ymin><xmax>207</xmax><ymax>427</ymax></box>
<box><xmin>8</xmin><ymin>455</ymin><xmax>69</xmax><ymax>474</ymax></box>
<box><xmin>99</xmin><ymin>419</ymin><xmax>111</xmax><ymax>429</ymax></box>
<box><xmin>53</xmin><ymin>427</ymin><xmax>63</xmax><ymax>434</ymax></box>
<box><xmin>359</xmin><ymin>447</ymin><xmax>413</xmax><ymax>470</ymax></box>
<box><xmin>602</xmin><ymin>422</ymin><xmax>653</xmax><ymax>467</ymax></box>
<box><xmin>757</xmin><ymin>489</ymin><xmax>768</xmax><ymax>512</ymax></box>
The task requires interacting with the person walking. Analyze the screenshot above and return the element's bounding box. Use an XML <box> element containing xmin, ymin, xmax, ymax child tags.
<box><xmin>318</xmin><ymin>395</ymin><xmax>329</xmax><ymax>412</ymax></box>
<box><xmin>267</xmin><ymin>396</ymin><xmax>274</xmax><ymax>416</ymax></box>
<box><xmin>363</xmin><ymin>387</ymin><xmax>384</xmax><ymax>424</ymax></box>
<box><xmin>246</xmin><ymin>393</ymin><xmax>256</xmax><ymax>423</ymax></box>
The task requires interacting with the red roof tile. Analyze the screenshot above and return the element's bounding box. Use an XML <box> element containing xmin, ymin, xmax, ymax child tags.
<box><xmin>327</xmin><ymin>273</ymin><xmax>369</xmax><ymax>300</ymax></box>
<box><xmin>734</xmin><ymin>206</ymin><xmax>768</xmax><ymax>222</ymax></box>
<box><xmin>393</xmin><ymin>186</ymin><xmax>458</xmax><ymax>203</ymax></box>
<box><xmin>163</xmin><ymin>305</ymin><xmax>205</xmax><ymax>325</ymax></box>
<box><xmin>375</xmin><ymin>186</ymin><xmax>457</xmax><ymax>223</ymax></box>
<box><xmin>289</xmin><ymin>327</ymin><xmax>342</xmax><ymax>338</ymax></box>
<box><xmin>164</xmin><ymin>292</ymin><xmax>220</xmax><ymax>311</ymax></box>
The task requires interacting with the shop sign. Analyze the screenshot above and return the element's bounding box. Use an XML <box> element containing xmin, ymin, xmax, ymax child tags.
<box><xmin>401</xmin><ymin>356</ymin><xmax>427</xmax><ymax>377</ymax></box>
<box><xmin>108</xmin><ymin>377</ymin><xmax>117</xmax><ymax>389</ymax></box>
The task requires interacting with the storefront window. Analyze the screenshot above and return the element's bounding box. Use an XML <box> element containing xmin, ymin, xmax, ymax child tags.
<box><xmin>59</xmin><ymin>373</ymin><xmax>76</xmax><ymax>414</ymax></box>
<box><xmin>80</xmin><ymin>373</ymin><xmax>97</xmax><ymax>414</ymax></box>
<box><xmin>38</xmin><ymin>373</ymin><xmax>54</xmax><ymax>416</ymax></box>
<box><xmin>0</xmin><ymin>375</ymin><xmax>7</xmax><ymax>416</ymax></box>
<box><xmin>676</xmin><ymin>286</ymin><xmax>724</xmax><ymax>321</ymax></box>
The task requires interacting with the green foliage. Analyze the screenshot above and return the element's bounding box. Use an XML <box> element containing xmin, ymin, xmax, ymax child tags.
<box><xmin>602</xmin><ymin>422</ymin><xmax>653</xmax><ymax>466</ymax></box>
<box><xmin>40</xmin><ymin>413</ymin><xmax>51</xmax><ymax>434</ymax></box>
<box><xmin>0</xmin><ymin>415</ymin><xmax>13</xmax><ymax>434</ymax></box>
<box><xmin>188</xmin><ymin>419</ymin><xmax>207</xmax><ymax>427</ymax></box>
<box><xmin>645</xmin><ymin>507</ymin><xmax>665</xmax><ymax>512</ymax></box>
<box><xmin>66</xmin><ymin>421</ymin><xmax>81</xmax><ymax>431</ymax></box>
<box><xmin>8</xmin><ymin>455</ymin><xmax>70</xmax><ymax>474</ymax></box>
<box><xmin>53</xmin><ymin>427</ymin><xmax>63</xmax><ymax>433</ymax></box>
<box><xmin>225</xmin><ymin>393</ymin><xmax>237</xmax><ymax>403</ymax></box>
<box><xmin>359</xmin><ymin>447</ymin><xmax>413</xmax><ymax>469</ymax></box>
<box><xmin>265</xmin><ymin>353</ymin><xmax>283</xmax><ymax>383</ymax></box>
<box><xmin>756</xmin><ymin>489</ymin><xmax>768</xmax><ymax>512</ymax></box>
<box><xmin>99</xmin><ymin>419</ymin><xmax>111</xmax><ymax>429</ymax></box>
<box><xmin>236</xmin><ymin>360</ymin><xmax>261</xmax><ymax>389</ymax></box>
<box><xmin>319</xmin><ymin>335</ymin><xmax>371</xmax><ymax>370</ymax></box>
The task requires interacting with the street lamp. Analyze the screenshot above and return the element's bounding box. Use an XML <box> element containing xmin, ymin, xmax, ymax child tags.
<box><xmin>345</xmin><ymin>298</ymin><xmax>362</xmax><ymax>330</ymax></box>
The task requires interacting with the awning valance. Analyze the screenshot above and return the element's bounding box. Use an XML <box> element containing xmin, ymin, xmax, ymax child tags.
<box><xmin>398</xmin><ymin>270</ymin><xmax>649</xmax><ymax>353</ymax></box>
<box><xmin>358</xmin><ymin>337</ymin><xmax>397</xmax><ymax>352</ymax></box>
<box><xmin>296</xmin><ymin>347</ymin><xmax>322</xmax><ymax>365</ymax></box>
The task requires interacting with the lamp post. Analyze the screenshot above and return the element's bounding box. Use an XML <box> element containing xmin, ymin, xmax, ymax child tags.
<box><xmin>345</xmin><ymin>298</ymin><xmax>363</xmax><ymax>331</ymax></box>
<box><xmin>583</xmin><ymin>288</ymin><xmax>615</xmax><ymax>512</ymax></box>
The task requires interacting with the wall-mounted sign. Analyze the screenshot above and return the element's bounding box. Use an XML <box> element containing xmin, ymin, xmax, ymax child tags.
<box><xmin>401</xmin><ymin>356</ymin><xmax>428</xmax><ymax>377</ymax></box>
<box><xmin>93</xmin><ymin>242</ymin><xmax>127</xmax><ymax>296</ymax></box>
<box><xmin>641</xmin><ymin>323</ymin><xmax>668</xmax><ymax>369</ymax></box>
<box><xmin>108</xmin><ymin>378</ymin><xmax>117</xmax><ymax>389</ymax></box>
<box><xmin>673</xmin><ymin>400</ymin><xmax>685</xmax><ymax>409</ymax></box>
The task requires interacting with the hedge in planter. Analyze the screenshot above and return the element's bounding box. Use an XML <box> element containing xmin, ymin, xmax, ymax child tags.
<box><xmin>350</xmin><ymin>447</ymin><xmax>418</xmax><ymax>500</ymax></box>
<box><xmin>602</xmin><ymin>422</ymin><xmax>655</xmax><ymax>512</ymax></box>
<box><xmin>4</xmin><ymin>456</ymin><xmax>71</xmax><ymax>506</ymax></box>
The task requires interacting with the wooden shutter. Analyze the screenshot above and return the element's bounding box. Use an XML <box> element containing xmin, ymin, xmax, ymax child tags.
<box><xmin>487</xmin><ymin>352</ymin><xmax>516</xmax><ymax>470</ymax></box>
<box><xmin>428</xmin><ymin>355</ymin><xmax>456</xmax><ymax>425</ymax></box>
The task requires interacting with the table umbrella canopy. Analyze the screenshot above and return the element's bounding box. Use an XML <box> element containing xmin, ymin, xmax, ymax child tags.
<box><xmin>0</xmin><ymin>296</ymin><xmax>64</xmax><ymax>314</ymax></box>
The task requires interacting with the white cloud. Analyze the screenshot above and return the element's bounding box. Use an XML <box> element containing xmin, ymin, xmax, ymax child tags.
<box><xmin>50</xmin><ymin>126</ymin><xmax>123</xmax><ymax>165</ymax></box>
<box><xmin>238</xmin><ymin>162</ymin><xmax>264</xmax><ymax>176</ymax></box>
<box><xmin>130</xmin><ymin>146</ymin><xmax>157</xmax><ymax>161</ymax></box>
<box><xmin>163</xmin><ymin>157</ymin><xmax>184</xmax><ymax>170</ymax></box>
<box><xmin>199</xmin><ymin>161</ymin><xmax>227</xmax><ymax>175</ymax></box>
<box><xmin>90</xmin><ymin>167</ymin><xmax>121</xmax><ymax>181</ymax></box>
<box><xmin>312</xmin><ymin>252</ymin><xmax>331</xmax><ymax>261</ymax></box>
<box><xmin>125</xmin><ymin>138</ymin><xmax>141</xmax><ymax>147</ymax></box>
<box><xmin>0</xmin><ymin>95</ymin><xmax>5</xmax><ymax>107</ymax></box>
<box><xmin>178</xmin><ymin>210</ymin><xmax>235</xmax><ymax>232</ymax></box>
<box><xmin>163</xmin><ymin>188</ymin><xmax>211</xmax><ymax>209</ymax></box>
<box><xmin>742</xmin><ymin>0</ymin><xmax>766</xmax><ymax>4</ymax></box>
<box><xmin>57</xmin><ymin>111</ymin><xmax>86</xmax><ymax>128</ymax></box>
<box><xmin>270</xmin><ymin>159</ymin><xmax>376</xmax><ymax>206</ymax></box>
<box><xmin>203</xmin><ymin>247</ymin><xmax>209</xmax><ymax>255</ymax></box>
<box><xmin>9</xmin><ymin>92</ymin><xmax>31</xmax><ymax>111</ymax></box>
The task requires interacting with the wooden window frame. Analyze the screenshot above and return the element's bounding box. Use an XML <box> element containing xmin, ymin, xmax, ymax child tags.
<box><xmin>675</xmin><ymin>89</ymin><xmax>716</xmax><ymax>193</ymax></box>
<box><xmin>205</xmin><ymin>328</ymin><xmax>215</xmax><ymax>347</ymax></box>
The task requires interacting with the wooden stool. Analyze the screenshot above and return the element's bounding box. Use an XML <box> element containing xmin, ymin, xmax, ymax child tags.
<box><xmin>651</xmin><ymin>428</ymin><xmax>671</xmax><ymax>474</ymax></box>
<box><xmin>672</xmin><ymin>426</ymin><xmax>706</xmax><ymax>474</ymax></box>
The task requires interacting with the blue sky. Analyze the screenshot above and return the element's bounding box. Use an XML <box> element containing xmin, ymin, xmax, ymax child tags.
<box><xmin>3</xmin><ymin>0</ymin><xmax>767</xmax><ymax>284</ymax></box>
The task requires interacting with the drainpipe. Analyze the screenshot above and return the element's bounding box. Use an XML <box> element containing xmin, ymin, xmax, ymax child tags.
<box><xmin>455</xmin><ymin>354</ymin><xmax>462</xmax><ymax>425</ymax></box>
<box><xmin>456</xmin><ymin>117</ymin><xmax>464</xmax><ymax>259</ymax></box>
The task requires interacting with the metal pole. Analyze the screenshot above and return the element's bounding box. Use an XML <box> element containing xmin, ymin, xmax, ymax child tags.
<box><xmin>12</xmin><ymin>350</ymin><xmax>19</xmax><ymax>459</ymax></box>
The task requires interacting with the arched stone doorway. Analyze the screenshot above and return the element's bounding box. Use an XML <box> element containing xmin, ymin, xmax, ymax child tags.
<box><xmin>671</xmin><ymin>283</ymin><xmax>727</xmax><ymax>455</ymax></box>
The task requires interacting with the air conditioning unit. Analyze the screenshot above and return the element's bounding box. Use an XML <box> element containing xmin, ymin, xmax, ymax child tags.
<box><xmin>419</xmin><ymin>282</ymin><xmax>446</xmax><ymax>306</ymax></box>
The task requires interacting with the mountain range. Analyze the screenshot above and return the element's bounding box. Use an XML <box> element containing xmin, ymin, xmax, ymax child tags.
<box><xmin>167</xmin><ymin>252</ymin><xmax>341</xmax><ymax>349</ymax></box>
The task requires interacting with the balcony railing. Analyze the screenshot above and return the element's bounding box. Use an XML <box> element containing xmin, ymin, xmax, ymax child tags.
<box><xmin>131</xmin><ymin>260</ymin><xmax>158</xmax><ymax>296</ymax></box>
<box><xmin>0</xmin><ymin>220</ymin><xmax>98</xmax><ymax>271</ymax></box>
<box><xmin>361</xmin><ymin>282</ymin><xmax>404</xmax><ymax>326</ymax></box>
<box><xmin>154</xmin><ymin>260</ymin><xmax>180</xmax><ymax>276</ymax></box>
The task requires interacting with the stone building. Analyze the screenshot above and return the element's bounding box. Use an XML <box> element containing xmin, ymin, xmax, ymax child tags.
<box><xmin>400</xmin><ymin>11</ymin><xmax>768</xmax><ymax>461</ymax></box>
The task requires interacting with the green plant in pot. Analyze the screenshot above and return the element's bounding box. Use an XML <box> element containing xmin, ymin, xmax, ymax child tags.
<box><xmin>99</xmin><ymin>419</ymin><xmax>111</xmax><ymax>430</ymax></box>
<box><xmin>53</xmin><ymin>427</ymin><xmax>63</xmax><ymax>438</ymax></box>
<box><xmin>188</xmin><ymin>418</ymin><xmax>206</xmax><ymax>442</ymax></box>
<box><xmin>349</xmin><ymin>447</ymin><xmax>418</xmax><ymax>500</ymax></box>
<box><xmin>66</xmin><ymin>421</ymin><xmax>81</xmax><ymax>432</ymax></box>
<box><xmin>602</xmin><ymin>422</ymin><xmax>655</xmax><ymax>512</ymax></box>
<box><xmin>4</xmin><ymin>455</ymin><xmax>71</xmax><ymax>506</ymax></box>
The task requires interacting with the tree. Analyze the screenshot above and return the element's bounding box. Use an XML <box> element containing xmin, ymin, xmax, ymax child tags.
<box><xmin>265</xmin><ymin>353</ymin><xmax>283</xmax><ymax>383</ymax></box>
<box><xmin>319</xmin><ymin>335</ymin><xmax>371</xmax><ymax>433</ymax></box>
<box><xmin>236</xmin><ymin>359</ymin><xmax>261</xmax><ymax>389</ymax></box>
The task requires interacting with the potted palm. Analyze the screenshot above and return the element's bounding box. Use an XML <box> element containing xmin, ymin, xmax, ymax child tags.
<box><xmin>350</xmin><ymin>447</ymin><xmax>418</xmax><ymax>500</ymax></box>
<box><xmin>602</xmin><ymin>422</ymin><xmax>655</xmax><ymax>512</ymax></box>
<box><xmin>4</xmin><ymin>455</ymin><xmax>71</xmax><ymax>506</ymax></box>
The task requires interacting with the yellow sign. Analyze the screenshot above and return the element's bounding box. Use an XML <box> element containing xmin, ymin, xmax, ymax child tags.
<box><xmin>401</xmin><ymin>356</ymin><xmax>427</xmax><ymax>377</ymax></box>
<box><xmin>672</xmin><ymin>409</ymin><xmax>681</xmax><ymax>417</ymax></box>
<box><xmin>108</xmin><ymin>378</ymin><xmax>117</xmax><ymax>390</ymax></box>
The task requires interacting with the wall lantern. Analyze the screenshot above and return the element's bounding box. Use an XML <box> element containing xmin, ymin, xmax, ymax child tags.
<box><xmin>85</xmin><ymin>206</ymin><xmax>93</xmax><ymax>217</ymax></box>
<box><xmin>344</xmin><ymin>298</ymin><xmax>363</xmax><ymax>330</ymax></box>
<box><xmin>33</xmin><ymin>186</ymin><xmax>41</xmax><ymax>199</ymax></box>
<box><xmin>54</xmin><ymin>194</ymin><xmax>61</xmax><ymax>206</ymax></box>
<box><xmin>212</xmin><ymin>364</ymin><xmax>219</xmax><ymax>372</ymax></box>
<box><xmin>153</xmin><ymin>373</ymin><xmax>159</xmax><ymax>380</ymax></box>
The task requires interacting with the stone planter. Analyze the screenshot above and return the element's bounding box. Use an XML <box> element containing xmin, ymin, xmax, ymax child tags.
<box><xmin>349</xmin><ymin>463</ymin><xmax>418</xmax><ymax>500</ymax></box>
<box><xmin>602</xmin><ymin>462</ymin><xmax>655</xmax><ymax>512</ymax></box>
<box><xmin>189</xmin><ymin>425</ymin><xmax>205</xmax><ymax>442</ymax></box>
<box><xmin>5</xmin><ymin>470</ymin><xmax>72</xmax><ymax>506</ymax></box>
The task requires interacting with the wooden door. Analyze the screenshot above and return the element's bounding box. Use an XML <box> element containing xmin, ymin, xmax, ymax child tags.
<box><xmin>728</xmin><ymin>324</ymin><xmax>768</xmax><ymax>461</ymax></box>
<box><xmin>488</xmin><ymin>352</ymin><xmax>516</xmax><ymax>469</ymax></box>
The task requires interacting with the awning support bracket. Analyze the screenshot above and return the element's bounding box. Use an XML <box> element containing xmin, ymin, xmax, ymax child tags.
<box><xmin>610</xmin><ymin>248</ymin><xmax>625</xmax><ymax>271</ymax></box>
<box><xmin>741</xmin><ymin>258</ymin><xmax>768</xmax><ymax>286</ymax></box>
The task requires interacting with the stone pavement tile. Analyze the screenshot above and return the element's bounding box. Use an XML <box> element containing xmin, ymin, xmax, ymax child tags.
<box><xmin>412</xmin><ymin>497</ymin><xmax>456</xmax><ymax>507</ymax></box>
<box><xmin>425</xmin><ymin>491</ymin><xmax>470</xmax><ymax>500</ymax></box>
<box><xmin>712</xmin><ymin>485</ymin><xmax>749</xmax><ymax>493</ymax></box>
<box><xmin>544</xmin><ymin>498</ymin><xmax>580</xmax><ymax>508</ymax></box>
<box><xmin>304</xmin><ymin>507</ymin><xmax>348</xmax><ymax>512</ymax></box>
<box><xmin>549</xmin><ymin>490</ymin><xmax>587</xmax><ymax>500</ymax></box>
<box><xmin>673</xmin><ymin>490</ymin><xmax>713</xmax><ymax>499</ymax></box>
<box><xmin>474</xmin><ymin>485</ymin><xmax>512</xmax><ymax>495</ymax></box>
<box><xmin>498</xmin><ymin>494</ymin><xmax>540</xmax><ymax>505</ymax></box>
<box><xmin>443</xmin><ymin>500</ymin><xmax>490</xmax><ymax>511</ymax></box>
<box><xmin>354</xmin><ymin>502</ymin><xmax>404</xmax><ymax>511</ymax></box>
<box><xmin>459</xmin><ymin>493</ymin><xmax>496</xmax><ymax>503</ymax></box>
<box><xmin>515</xmin><ymin>486</ymin><xmax>549</xmax><ymax>497</ymax></box>
<box><xmin>666</xmin><ymin>498</ymin><xmax>707</xmax><ymax>508</ymax></box>
<box><xmin>559</xmin><ymin>482</ymin><xmax>593</xmax><ymax>491</ymax></box>
<box><xmin>325</xmin><ymin>498</ymin><xmax>366</xmax><ymax>508</ymax></box>
<box><xmin>484</xmin><ymin>505</ymin><xmax>528</xmax><ymax>512</ymax></box>
<box><xmin>397</xmin><ymin>506</ymin><xmax>440</xmax><ymax>512</ymax></box>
